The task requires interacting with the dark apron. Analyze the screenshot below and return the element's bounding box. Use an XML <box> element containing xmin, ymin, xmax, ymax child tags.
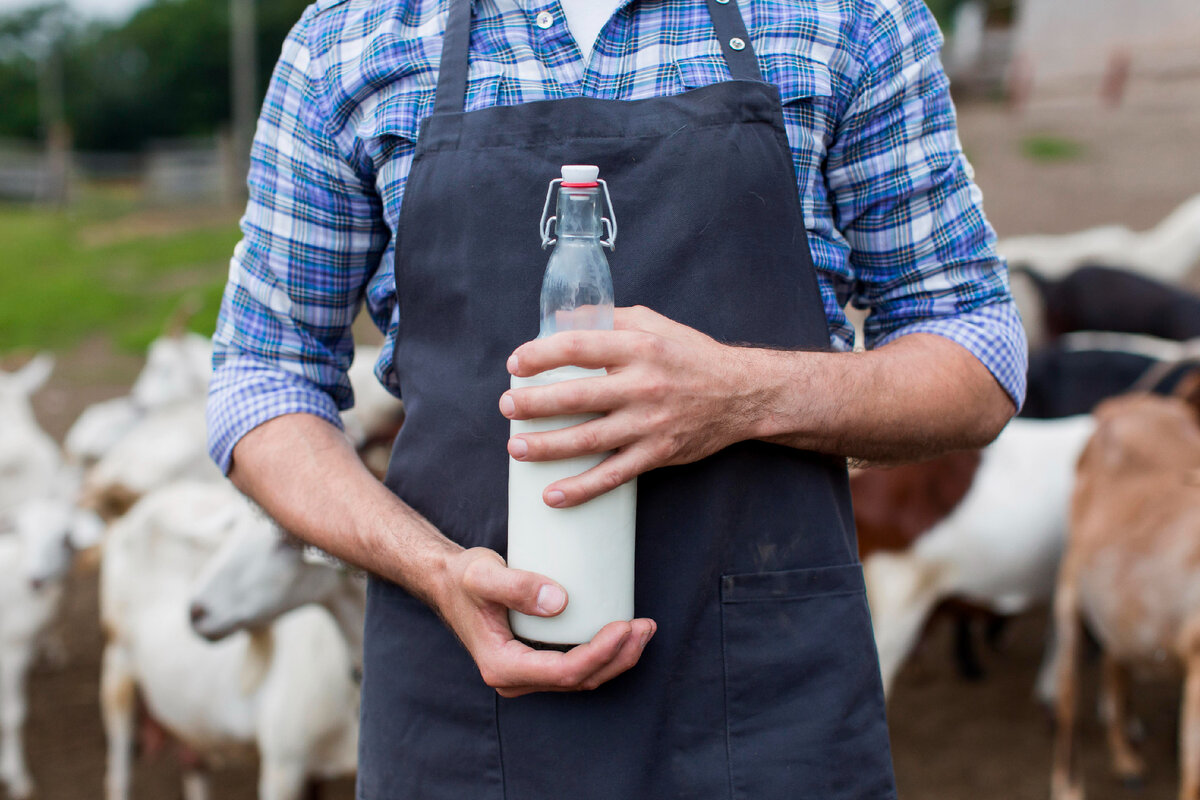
<box><xmin>366</xmin><ymin>1</ymin><xmax>896</xmax><ymax>797</ymax></box>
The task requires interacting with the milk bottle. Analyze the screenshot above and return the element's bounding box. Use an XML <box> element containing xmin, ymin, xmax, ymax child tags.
<box><xmin>508</xmin><ymin>165</ymin><xmax>636</xmax><ymax>647</ymax></box>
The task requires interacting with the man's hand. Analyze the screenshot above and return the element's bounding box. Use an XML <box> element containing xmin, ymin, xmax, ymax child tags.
<box><xmin>500</xmin><ymin>306</ymin><xmax>1015</xmax><ymax>508</ymax></box>
<box><xmin>435</xmin><ymin>548</ymin><xmax>656</xmax><ymax>698</ymax></box>
<box><xmin>230</xmin><ymin>414</ymin><xmax>657</xmax><ymax>698</ymax></box>
<box><xmin>502</xmin><ymin>306</ymin><xmax>764</xmax><ymax>508</ymax></box>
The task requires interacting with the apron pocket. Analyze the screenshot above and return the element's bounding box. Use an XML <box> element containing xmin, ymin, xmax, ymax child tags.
<box><xmin>720</xmin><ymin>563</ymin><xmax>896</xmax><ymax>800</ymax></box>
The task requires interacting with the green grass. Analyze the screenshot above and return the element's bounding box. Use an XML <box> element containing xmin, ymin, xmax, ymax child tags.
<box><xmin>0</xmin><ymin>189</ymin><xmax>240</xmax><ymax>354</ymax></box>
<box><xmin>1020</xmin><ymin>134</ymin><xmax>1086</xmax><ymax>163</ymax></box>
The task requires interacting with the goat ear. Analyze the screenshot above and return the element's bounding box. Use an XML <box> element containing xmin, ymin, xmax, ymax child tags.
<box><xmin>1172</xmin><ymin>369</ymin><xmax>1200</xmax><ymax>421</ymax></box>
<box><xmin>12</xmin><ymin>353</ymin><xmax>54</xmax><ymax>395</ymax></box>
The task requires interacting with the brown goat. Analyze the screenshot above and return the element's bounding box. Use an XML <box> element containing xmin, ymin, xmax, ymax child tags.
<box><xmin>1052</xmin><ymin>379</ymin><xmax>1200</xmax><ymax>800</ymax></box>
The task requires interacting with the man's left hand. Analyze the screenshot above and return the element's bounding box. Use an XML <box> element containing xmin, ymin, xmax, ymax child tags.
<box><xmin>500</xmin><ymin>305</ymin><xmax>765</xmax><ymax>508</ymax></box>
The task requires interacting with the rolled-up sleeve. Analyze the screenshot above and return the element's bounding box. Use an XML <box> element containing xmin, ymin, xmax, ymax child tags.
<box><xmin>827</xmin><ymin>0</ymin><xmax>1027</xmax><ymax>408</ymax></box>
<box><xmin>207</xmin><ymin>9</ymin><xmax>390</xmax><ymax>473</ymax></box>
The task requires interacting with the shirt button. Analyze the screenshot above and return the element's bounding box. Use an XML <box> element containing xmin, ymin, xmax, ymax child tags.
<box><xmin>535</xmin><ymin>10</ymin><xmax>554</xmax><ymax>29</ymax></box>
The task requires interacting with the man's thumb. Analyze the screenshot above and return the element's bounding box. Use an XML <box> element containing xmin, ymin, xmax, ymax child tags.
<box><xmin>462</xmin><ymin>556</ymin><xmax>568</xmax><ymax>617</ymax></box>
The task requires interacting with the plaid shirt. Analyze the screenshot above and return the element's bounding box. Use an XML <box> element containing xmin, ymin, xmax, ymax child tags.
<box><xmin>208</xmin><ymin>0</ymin><xmax>1027</xmax><ymax>472</ymax></box>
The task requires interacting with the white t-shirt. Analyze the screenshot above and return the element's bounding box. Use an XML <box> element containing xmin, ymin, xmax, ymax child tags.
<box><xmin>559</xmin><ymin>0</ymin><xmax>622</xmax><ymax>62</ymax></box>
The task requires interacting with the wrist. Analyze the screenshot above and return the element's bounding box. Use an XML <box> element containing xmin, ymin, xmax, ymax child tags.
<box><xmin>735</xmin><ymin>346</ymin><xmax>817</xmax><ymax>443</ymax></box>
<box><xmin>423</xmin><ymin>541</ymin><xmax>466</xmax><ymax>613</ymax></box>
<box><xmin>372</xmin><ymin>505</ymin><xmax>464</xmax><ymax>609</ymax></box>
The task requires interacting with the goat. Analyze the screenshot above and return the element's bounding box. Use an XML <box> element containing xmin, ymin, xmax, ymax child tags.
<box><xmin>857</xmin><ymin>415</ymin><xmax>1096</xmax><ymax>699</ymax></box>
<box><xmin>81</xmin><ymin>399</ymin><xmax>220</xmax><ymax>520</ymax></box>
<box><xmin>1051</xmin><ymin>380</ymin><xmax>1200</xmax><ymax>800</ymax></box>
<box><xmin>188</xmin><ymin>515</ymin><xmax>365</xmax><ymax>671</ymax></box>
<box><xmin>0</xmin><ymin>482</ymin><xmax>103</xmax><ymax>799</ymax></box>
<box><xmin>66</xmin><ymin>332</ymin><xmax>212</xmax><ymax>469</ymax></box>
<box><xmin>100</xmin><ymin>481</ymin><xmax>358</xmax><ymax>800</ymax></box>
<box><xmin>1023</xmin><ymin>333</ymin><xmax>1200</xmax><ymax>419</ymax></box>
<box><xmin>129</xmin><ymin>332</ymin><xmax>211</xmax><ymax>410</ymax></box>
<box><xmin>0</xmin><ymin>355</ymin><xmax>59</xmax><ymax>518</ymax></box>
<box><xmin>999</xmin><ymin>191</ymin><xmax>1200</xmax><ymax>281</ymax></box>
<box><xmin>1016</xmin><ymin>264</ymin><xmax>1200</xmax><ymax>344</ymax></box>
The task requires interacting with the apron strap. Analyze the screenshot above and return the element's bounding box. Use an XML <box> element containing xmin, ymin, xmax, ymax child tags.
<box><xmin>704</xmin><ymin>0</ymin><xmax>765</xmax><ymax>82</ymax></box>
<box><xmin>433</xmin><ymin>0</ymin><xmax>765</xmax><ymax>114</ymax></box>
<box><xmin>433</xmin><ymin>0</ymin><xmax>474</xmax><ymax>116</ymax></box>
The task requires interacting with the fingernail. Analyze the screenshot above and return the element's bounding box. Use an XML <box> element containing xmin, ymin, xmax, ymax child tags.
<box><xmin>546</xmin><ymin>489</ymin><xmax>566</xmax><ymax>507</ymax></box>
<box><xmin>640</xmin><ymin>628</ymin><xmax>652</xmax><ymax>647</ymax></box>
<box><xmin>507</xmin><ymin>354</ymin><xmax>519</xmax><ymax>373</ymax></box>
<box><xmin>537</xmin><ymin>584</ymin><xmax>566</xmax><ymax>614</ymax></box>
<box><xmin>499</xmin><ymin>394</ymin><xmax>515</xmax><ymax>417</ymax></box>
<box><xmin>508</xmin><ymin>438</ymin><xmax>528</xmax><ymax>459</ymax></box>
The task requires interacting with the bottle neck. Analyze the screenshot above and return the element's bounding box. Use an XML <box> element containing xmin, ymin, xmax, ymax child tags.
<box><xmin>556</xmin><ymin>185</ymin><xmax>602</xmax><ymax>240</ymax></box>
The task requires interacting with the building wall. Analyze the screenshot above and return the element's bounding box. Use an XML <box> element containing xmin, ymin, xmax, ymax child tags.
<box><xmin>1012</xmin><ymin>0</ymin><xmax>1200</xmax><ymax>93</ymax></box>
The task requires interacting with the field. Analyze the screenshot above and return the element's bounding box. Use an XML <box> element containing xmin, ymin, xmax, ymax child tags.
<box><xmin>6</xmin><ymin>74</ymin><xmax>1200</xmax><ymax>799</ymax></box>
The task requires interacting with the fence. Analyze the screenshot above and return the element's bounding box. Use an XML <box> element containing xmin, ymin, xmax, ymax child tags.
<box><xmin>0</xmin><ymin>133</ymin><xmax>242</xmax><ymax>206</ymax></box>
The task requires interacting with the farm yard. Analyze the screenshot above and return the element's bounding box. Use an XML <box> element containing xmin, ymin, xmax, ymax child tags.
<box><xmin>4</xmin><ymin>73</ymin><xmax>1200</xmax><ymax>800</ymax></box>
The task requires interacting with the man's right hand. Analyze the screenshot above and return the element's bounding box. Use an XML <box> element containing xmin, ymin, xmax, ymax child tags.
<box><xmin>436</xmin><ymin>547</ymin><xmax>657</xmax><ymax>698</ymax></box>
<box><xmin>229</xmin><ymin>414</ymin><xmax>655</xmax><ymax>698</ymax></box>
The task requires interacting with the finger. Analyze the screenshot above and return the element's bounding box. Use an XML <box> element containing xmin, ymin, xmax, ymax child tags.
<box><xmin>500</xmin><ymin>372</ymin><xmax>622</xmax><ymax>420</ymax></box>
<box><xmin>490</xmin><ymin>618</ymin><xmax>652</xmax><ymax>696</ymax></box>
<box><xmin>541</xmin><ymin>445</ymin><xmax>655</xmax><ymax>508</ymax></box>
<box><xmin>460</xmin><ymin>556</ymin><xmax>568</xmax><ymax>617</ymax></box>
<box><xmin>485</xmin><ymin>619</ymin><xmax>632</xmax><ymax>693</ymax></box>
<box><xmin>496</xmin><ymin>618</ymin><xmax>657</xmax><ymax>697</ymax></box>
<box><xmin>509</xmin><ymin>330</ymin><xmax>653</xmax><ymax>377</ymax></box>
<box><xmin>508</xmin><ymin>415</ymin><xmax>638</xmax><ymax>462</ymax></box>
<box><xmin>568</xmin><ymin>618</ymin><xmax>657</xmax><ymax>692</ymax></box>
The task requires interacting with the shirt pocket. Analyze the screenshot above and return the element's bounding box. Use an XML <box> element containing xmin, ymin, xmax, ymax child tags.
<box><xmin>720</xmin><ymin>562</ymin><xmax>895</xmax><ymax>800</ymax></box>
<box><xmin>368</xmin><ymin>60</ymin><xmax>507</xmax><ymax>146</ymax></box>
<box><xmin>674</xmin><ymin>51</ymin><xmax>833</xmax><ymax>191</ymax></box>
<box><xmin>674</xmin><ymin>51</ymin><xmax>833</xmax><ymax>104</ymax></box>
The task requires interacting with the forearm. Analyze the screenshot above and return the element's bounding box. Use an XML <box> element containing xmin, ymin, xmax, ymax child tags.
<box><xmin>227</xmin><ymin>412</ymin><xmax>460</xmax><ymax>606</ymax></box>
<box><xmin>227</xmin><ymin>411</ymin><xmax>655</xmax><ymax>695</ymax></box>
<box><xmin>744</xmin><ymin>333</ymin><xmax>1015</xmax><ymax>462</ymax></box>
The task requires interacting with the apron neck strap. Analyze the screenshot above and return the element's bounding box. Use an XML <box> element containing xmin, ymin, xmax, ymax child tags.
<box><xmin>434</xmin><ymin>0</ymin><xmax>765</xmax><ymax>114</ymax></box>
<box><xmin>704</xmin><ymin>0</ymin><xmax>764</xmax><ymax>82</ymax></box>
<box><xmin>433</xmin><ymin>0</ymin><xmax>475</xmax><ymax>116</ymax></box>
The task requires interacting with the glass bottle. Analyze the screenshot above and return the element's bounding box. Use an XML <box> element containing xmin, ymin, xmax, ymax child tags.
<box><xmin>507</xmin><ymin>165</ymin><xmax>637</xmax><ymax>648</ymax></box>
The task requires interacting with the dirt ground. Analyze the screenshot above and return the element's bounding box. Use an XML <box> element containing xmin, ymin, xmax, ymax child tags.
<box><xmin>15</xmin><ymin>74</ymin><xmax>1200</xmax><ymax>799</ymax></box>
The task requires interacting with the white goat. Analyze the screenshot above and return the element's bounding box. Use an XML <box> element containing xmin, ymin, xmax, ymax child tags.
<box><xmin>81</xmin><ymin>399</ymin><xmax>219</xmax><ymax>519</ymax></box>
<box><xmin>999</xmin><ymin>191</ymin><xmax>1200</xmax><ymax>281</ymax></box>
<box><xmin>80</xmin><ymin>342</ymin><xmax>401</xmax><ymax>516</ymax></box>
<box><xmin>189</xmin><ymin>520</ymin><xmax>366</xmax><ymax>671</ymax></box>
<box><xmin>0</xmin><ymin>356</ymin><xmax>59</xmax><ymax>518</ymax></box>
<box><xmin>129</xmin><ymin>332</ymin><xmax>212</xmax><ymax>410</ymax></box>
<box><xmin>864</xmin><ymin>415</ymin><xmax>1096</xmax><ymax>700</ymax></box>
<box><xmin>64</xmin><ymin>397</ymin><xmax>143</xmax><ymax>468</ymax></box>
<box><xmin>0</xmin><ymin>484</ymin><xmax>104</xmax><ymax>799</ymax></box>
<box><xmin>100</xmin><ymin>481</ymin><xmax>358</xmax><ymax>800</ymax></box>
<box><xmin>66</xmin><ymin>332</ymin><xmax>212</xmax><ymax>467</ymax></box>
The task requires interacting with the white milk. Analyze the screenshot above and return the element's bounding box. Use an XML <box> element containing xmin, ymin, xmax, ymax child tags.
<box><xmin>507</xmin><ymin>365</ymin><xmax>637</xmax><ymax>646</ymax></box>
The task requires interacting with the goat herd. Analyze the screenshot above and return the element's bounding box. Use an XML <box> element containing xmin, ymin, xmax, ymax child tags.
<box><xmin>2</xmin><ymin>337</ymin><xmax>401</xmax><ymax>800</ymax></box>
<box><xmin>1</xmin><ymin>192</ymin><xmax>1199</xmax><ymax>800</ymax></box>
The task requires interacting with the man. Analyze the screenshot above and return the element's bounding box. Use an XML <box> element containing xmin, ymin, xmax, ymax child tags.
<box><xmin>207</xmin><ymin>0</ymin><xmax>1026</xmax><ymax>797</ymax></box>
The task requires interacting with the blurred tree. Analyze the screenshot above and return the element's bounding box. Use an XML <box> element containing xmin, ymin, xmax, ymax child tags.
<box><xmin>0</xmin><ymin>0</ymin><xmax>309</xmax><ymax>151</ymax></box>
<box><xmin>0</xmin><ymin>0</ymin><xmax>1015</xmax><ymax>152</ymax></box>
<box><xmin>0</xmin><ymin>3</ymin><xmax>70</xmax><ymax>140</ymax></box>
<box><xmin>0</xmin><ymin>59</ymin><xmax>40</xmax><ymax>140</ymax></box>
<box><xmin>65</xmin><ymin>0</ymin><xmax>310</xmax><ymax>151</ymax></box>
